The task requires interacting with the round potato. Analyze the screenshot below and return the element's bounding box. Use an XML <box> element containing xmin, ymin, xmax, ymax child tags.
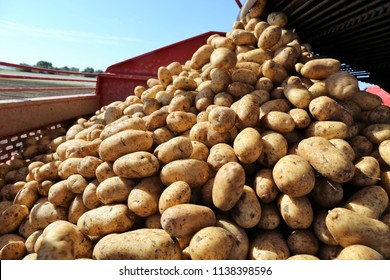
<box><xmin>158</xmin><ymin>181</ymin><xmax>191</xmax><ymax>214</ymax></box>
<box><xmin>232</xmin><ymin>185</ymin><xmax>262</xmax><ymax>228</ymax></box>
<box><xmin>233</xmin><ymin>127</ymin><xmax>263</xmax><ymax>164</ymax></box>
<box><xmin>277</xmin><ymin>194</ymin><xmax>313</xmax><ymax>229</ymax></box>
<box><xmin>249</xmin><ymin>230</ymin><xmax>290</xmax><ymax>260</ymax></box>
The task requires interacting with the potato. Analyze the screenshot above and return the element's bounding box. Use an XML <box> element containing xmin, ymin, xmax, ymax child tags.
<box><xmin>344</xmin><ymin>185</ymin><xmax>388</xmax><ymax>219</ymax></box>
<box><xmin>95</xmin><ymin>161</ymin><xmax>115</xmax><ymax>183</ymax></box>
<box><xmin>113</xmin><ymin>151</ymin><xmax>159</xmax><ymax>179</ymax></box>
<box><xmin>258</xmin><ymin>25</ymin><xmax>281</xmax><ymax>50</ymax></box>
<box><xmin>189</xmin><ymin>44</ymin><xmax>213</xmax><ymax>70</ymax></box>
<box><xmin>77</xmin><ymin>204</ymin><xmax>135</xmax><ymax>236</ymax></box>
<box><xmin>259</xmin><ymin>98</ymin><xmax>292</xmax><ymax>120</ymax></box>
<box><xmin>145</xmin><ymin>110</ymin><xmax>168</xmax><ymax>131</ymax></box>
<box><xmin>98</xmin><ymin>129</ymin><xmax>153</xmax><ymax>162</ymax></box>
<box><xmin>365</xmin><ymin>105</ymin><xmax>390</xmax><ymax>123</ymax></box>
<box><xmin>68</xmin><ymin>195</ymin><xmax>89</xmax><ymax>224</ymax></box>
<box><xmin>257</xmin><ymin>203</ymin><xmax>281</xmax><ymax>230</ymax></box>
<box><xmin>350</xmin><ymin>90</ymin><xmax>382</xmax><ymax>111</ymax></box>
<box><xmin>77</xmin><ymin>156</ymin><xmax>102</xmax><ymax>178</ymax></box>
<box><xmin>379</xmin><ymin>140</ymin><xmax>390</xmax><ymax>165</ymax></box>
<box><xmin>232</xmin><ymin>185</ymin><xmax>261</xmax><ymax>228</ymax></box>
<box><xmin>128</xmin><ymin>176</ymin><xmax>163</xmax><ymax>217</ymax></box>
<box><xmin>0</xmin><ymin>239</ymin><xmax>26</xmax><ymax>260</ymax></box>
<box><xmin>325</xmin><ymin>71</ymin><xmax>359</xmax><ymax>101</ymax></box>
<box><xmin>288</xmin><ymin>108</ymin><xmax>311</xmax><ymax>129</ymax></box>
<box><xmin>267</xmin><ymin>11</ymin><xmax>288</xmax><ymax>27</ymax></box>
<box><xmin>212</xmin><ymin>162</ymin><xmax>245</xmax><ymax>211</ymax></box>
<box><xmin>96</xmin><ymin>176</ymin><xmax>136</xmax><ymax>205</ymax></box>
<box><xmin>57</xmin><ymin>158</ymin><xmax>81</xmax><ymax>179</ymax></box>
<box><xmin>13</xmin><ymin>180</ymin><xmax>39</xmax><ymax>209</ymax></box>
<box><xmin>210</xmin><ymin>35</ymin><xmax>235</xmax><ymax>50</ymax></box>
<box><xmin>350</xmin><ymin>156</ymin><xmax>381</xmax><ymax>187</ymax></box>
<box><xmin>82</xmin><ymin>179</ymin><xmax>102</xmax><ymax>210</ymax></box>
<box><xmin>34</xmin><ymin>161</ymin><xmax>61</xmax><ymax>182</ymax></box>
<box><xmin>29</xmin><ymin>201</ymin><xmax>67</xmax><ymax>230</ymax></box>
<box><xmin>234</xmin><ymin>94</ymin><xmax>260</xmax><ymax>129</ymax></box>
<box><xmin>160</xmin><ymin>204</ymin><xmax>216</xmax><ymax>238</ymax></box>
<box><xmin>206</xmin><ymin>143</ymin><xmax>237</xmax><ymax>172</ymax></box>
<box><xmin>287</xmin><ymin>230</ymin><xmax>319</xmax><ymax>256</ymax></box>
<box><xmin>67</xmin><ymin>174</ymin><xmax>88</xmax><ymax>194</ymax></box>
<box><xmin>210</xmin><ymin>48</ymin><xmax>237</xmax><ymax>70</ymax></box>
<box><xmin>278</xmin><ymin>194</ymin><xmax>313</xmax><ymax>229</ymax></box>
<box><xmin>304</xmin><ymin>121</ymin><xmax>348</xmax><ymax>140</ymax></box>
<box><xmin>262</xmin><ymin>111</ymin><xmax>295</xmax><ymax>133</ymax></box>
<box><xmin>189</xmin><ymin>140</ymin><xmax>209</xmax><ymax>161</ymax></box>
<box><xmin>329</xmin><ymin>138</ymin><xmax>355</xmax><ymax>162</ymax></box>
<box><xmin>189</xmin><ymin>226</ymin><xmax>234</xmax><ymax>260</ymax></box>
<box><xmin>364</xmin><ymin>123</ymin><xmax>390</xmax><ymax>145</ymax></box>
<box><xmin>227</xmin><ymin>82</ymin><xmax>255</xmax><ymax>100</ymax></box>
<box><xmin>326</xmin><ymin>207</ymin><xmax>390</xmax><ymax>258</ymax></box>
<box><xmin>262</xmin><ymin>59</ymin><xmax>289</xmax><ymax>85</ymax></box>
<box><xmin>232</xmin><ymin>127</ymin><xmax>262</xmax><ymax>164</ymax></box>
<box><xmin>300</xmin><ymin>58</ymin><xmax>341</xmax><ymax>80</ymax></box>
<box><xmin>210</xmin><ymin>69</ymin><xmax>230</xmax><ymax>93</ymax></box>
<box><xmin>309</xmin><ymin>176</ymin><xmax>344</xmax><ymax>208</ymax></box>
<box><xmin>173</xmin><ymin>76</ymin><xmax>197</xmax><ymax>91</ymax></box>
<box><xmin>258</xmin><ymin>131</ymin><xmax>288</xmax><ymax>167</ymax></box>
<box><xmin>101</xmin><ymin>117</ymin><xmax>146</xmax><ymax>140</ymax></box>
<box><xmin>317</xmin><ymin>245</ymin><xmax>343</xmax><ymax>260</ymax></box>
<box><xmin>229</xmin><ymin>29</ymin><xmax>257</xmax><ymax>45</ymax></box>
<box><xmin>273</xmin><ymin>154</ymin><xmax>315</xmax><ymax>197</ymax></box>
<box><xmin>287</xmin><ymin>254</ymin><xmax>319</xmax><ymax>260</ymax></box>
<box><xmin>155</xmin><ymin>136</ymin><xmax>193</xmax><ymax>164</ymax></box>
<box><xmin>0</xmin><ymin>204</ymin><xmax>29</xmax><ymax>235</ymax></box>
<box><xmin>93</xmin><ymin>228</ymin><xmax>181</xmax><ymax>260</ymax></box>
<box><xmin>48</xmin><ymin>180</ymin><xmax>76</xmax><ymax>208</ymax></box>
<box><xmin>336</xmin><ymin>244</ymin><xmax>384</xmax><ymax>260</ymax></box>
<box><xmin>297</xmin><ymin>136</ymin><xmax>355</xmax><ymax>183</ymax></box>
<box><xmin>216</xmin><ymin>216</ymin><xmax>249</xmax><ymax>260</ymax></box>
<box><xmin>166</xmin><ymin>111</ymin><xmax>197</xmax><ymax>134</ymax></box>
<box><xmin>158</xmin><ymin>181</ymin><xmax>191</xmax><ymax>214</ymax></box>
<box><xmin>160</xmin><ymin>159</ymin><xmax>210</xmax><ymax>188</ymax></box>
<box><xmin>249</xmin><ymin>230</ymin><xmax>290</xmax><ymax>260</ymax></box>
<box><xmin>208</xmin><ymin>106</ymin><xmax>236</xmax><ymax>133</ymax></box>
<box><xmin>25</xmin><ymin>230</ymin><xmax>43</xmax><ymax>254</ymax></box>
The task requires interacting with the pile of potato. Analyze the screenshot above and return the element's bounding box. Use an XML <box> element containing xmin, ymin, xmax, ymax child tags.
<box><xmin>1</xmin><ymin>0</ymin><xmax>390</xmax><ymax>260</ymax></box>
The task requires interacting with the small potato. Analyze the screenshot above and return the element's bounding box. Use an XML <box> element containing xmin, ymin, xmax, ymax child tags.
<box><xmin>207</xmin><ymin>143</ymin><xmax>237</xmax><ymax>172</ymax></box>
<box><xmin>0</xmin><ymin>240</ymin><xmax>26</xmax><ymax>260</ymax></box>
<box><xmin>25</xmin><ymin>230</ymin><xmax>43</xmax><ymax>254</ymax></box>
<box><xmin>273</xmin><ymin>154</ymin><xmax>315</xmax><ymax>197</ymax></box>
<box><xmin>350</xmin><ymin>90</ymin><xmax>382</xmax><ymax>111</ymax></box>
<box><xmin>156</xmin><ymin>136</ymin><xmax>193</xmax><ymax>164</ymax></box>
<box><xmin>258</xmin><ymin>131</ymin><xmax>288</xmax><ymax>167</ymax></box>
<box><xmin>68</xmin><ymin>195</ymin><xmax>89</xmax><ymax>224</ymax></box>
<box><xmin>287</xmin><ymin>230</ymin><xmax>319</xmax><ymax>256</ymax></box>
<box><xmin>145</xmin><ymin>109</ymin><xmax>169</xmax><ymax>131</ymax></box>
<box><xmin>29</xmin><ymin>201</ymin><xmax>67</xmax><ymax>230</ymax></box>
<box><xmin>325</xmin><ymin>71</ymin><xmax>359</xmax><ymax>101</ymax></box>
<box><xmin>67</xmin><ymin>174</ymin><xmax>88</xmax><ymax>194</ymax></box>
<box><xmin>344</xmin><ymin>185</ymin><xmax>388</xmax><ymax>219</ymax></box>
<box><xmin>349</xmin><ymin>135</ymin><xmax>373</xmax><ymax>158</ymax></box>
<box><xmin>267</xmin><ymin>12</ymin><xmax>288</xmax><ymax>27</ymax></box>
<box><xmin>210</xmin><ymin>69</ymin><xmax>231</xmax><ymax>93</ymax></box>
<box><xmin>249</xmin><ymin>230</ymin><xmax>290</xmax><ymax>260</ymax></box>
<box><xmin>58</xmin><ymin>158</ymin><xmax>81</xmax><ymax>179</ymax></box>
<box><xmin>82</xmin><ymin>179</ymin><xmax>103</xmax><ymax>210</ymax></box>
<box><xmin>189</xmin><ymin>141</ymin><xmax>209</xmax><ymax>161</ymax></box>
<box><xmin>231</xmin><ymin>68</ymin><xmax>257</xmax><ymax>85</ymax></box>
<box><xmin>257</xmin><ymin>203</ymin><xmax>280</xmax><ymax>230</ymax></box>
<box><xmin>230</xmin><ymin>29</ymin><xmax>257</xmax><ymax>45</ymax></box>
<box><xmin>77</xmin><ymin>156</ymin><xmax>102</xmax><ymax>178</ymax></box>
<box><xmin>95</xmin><ymin>161</ymin><xmax>115</xmax><ymax>183</ymax></box>
<box><xmin>48</xmin><ymin>180</ymin><xmax>76</xmax><ymax>208</ymax></box>
<box><xmin>157</xmin><ymin>66</ymin><xmax>173</xmax><ymax>87</ymax></box>
<box><xmin>278</xmin><ymin>194</ymin><xmax>313</xmax><ymax>229</ymax></box>
<box><xmin>262</xmin><ymin>111</ymin><xmax>295</xmax><ymax>133</ymax></box>
<box><xmin>313</xmin><ymin>210</ymin><xmax>338</xmax><ymax>246</ymax></box>
<box><xmin>13</xmin><ymin>180</ymin><xmax>39</xmax><ymax>209</ymax></box>
<box><xmin>232</xmin><ymin>185</ymin><xmax>261</xmax><ymax>228</ymax></box>
<box><xmin>173</xmin><ymin>76</ymin><xmax>197</xmax><ymax>91</ymax></box>
<box><xmin>0</xmin><ymin>204</ymin><xmax>29</xmax><ymax>235</ymax></box>
<box><xmin>128</xmin><ymin>176</ymin><xmax>164</xmax><ymax>217</ymax></box>
<box><xmin>262</xmin><ymin>59</ymin><xmax>288</xmax><ymax>85</ymax></box>
<box><xmin>329</xmin><ymin>138</ymin><xmax>355</xmax><ymax>162</ymax></box>
<box><xmin>190</xmin><ymin>44</ymin><xmax>214</xmax><ymax>70</ymax></box>
<box><xmin>379</xmin><ymin>140</ymin><xmax>390</xmax><ymax>165</ymax></box>
<box><xmin>254</xmin><ymin>169</ymin><xmax>279</xmax><ymax>203</ymax></box>
<box><xmin>309</xmin><ymin>96</ymin><xmax>354</xmax><ymax>125</ymax></box>
<box><xmin>309</xmin><ymin>176</ymin><xmax>344</xmax><ymax>208</ymax></box>
<box><xmin>336</xmin><ymin>244</ymin><xmax>384</xmax><ymax>260</ymax></box>
<box><xmin>288</xmin><ymin>108</ymin><xmax>311</xmax><ymax>129</ymax></box>
<box><xmin>210</xmin><ymin>36</ymin><xmax>235</xmax><ymax>50</ymax></box>
<box><xmin>227</xmin><ymin>82</ymin><xmax>255</xmax><ymax>99</ymax></box>
<box><xmin>233</xmin><ymin>127</ymin><xmax>263</xmax><ymax>164</ymax></box>
<box><xmin>234</xmin><ymin>94</ymin><xmax>260</xmax><ymax>129</ymax></box>
<box><xmin>258</xmin><ymin>25</ymin><xmax>282</xmax><ymax>50</ymax></box>
<box><xmin>350</xmin><ymin>156</ymin><xmax>381</xmax><ymax>187</ymax></box>
<box><xmin>189</xmin><ymin>226</ymin><xmax>234</xmax><ymax>260</ymax></box>
<box><xmin>161</xmin><ymin>204</ymin><xmax>216</xmax><ymax>238</ymax></box>
<box><xmin>100</xmin><ymin>116</ymin><xmax>146</xmax><ymax>140</ymax></box>
<box><xmin>240</xmin><ymin>48</ymin><xmax>273</xmax><ymax>64</ymax></box>
<box><xmin>113</xmin><ymin>152</ymin><xmax>160</xmax><ymax>179</ymax></box>
<box><xmin>77</xmin><ymin>204</ymin><xmax>135</xmax><ymax>236</ymax></box>
<box><xmin>208</xmin><ymin>106</ymin><xmax>237</xmax><ymax>133</ymax></box>
<box><xmin>300</xmin><ymin>58</ymin><xmax>341</xmax><ymax>80</ymax></box>
<box><xmin>283</xmin><ymin>84</ymin><xmax>311</xmax><ymax>109</ymax></box>
<box><xmin>166</xmin><ymin>111</ymin><xmax>197</xmax><ymax>134</ymax></box>
<box><xmin>210</xmin><ymin>48</ymin><xmax>237</xmax><ymax>70</ymax></box>
<box><xmin>363</xmin><ymin>123</ymin><xmax>390</xmax><ymax>145</ymax></box>
<box><xmin>259</xmin><ymin>98</ymin><xmax>292</xmax><ymax>120</ymax></box>
<box><xmin>212</xmin><ymin>162</ymin><xmax>245</xmax><ymax>211</ymax></box>
<box><xmin>93</xmin><ymin>229</ymin><xmax>182</xmax><ymax>260</ymax></box>
<box><xmin>273</xmin><ymin>45</ymin><xmax>300</xmax><ymax>72</ymax></box>
<box><xmin>160</xmin><ymin>159</ymin><xmax>210</xmax><ymax>188</ymax></box>
<box><xmin>96</xmin><ymin>176</ymin><xmax>136</xmax><ymax>205</ymax></box>
<box><xmin>34</xmin><ymin>161</ymin><xmax>61</xmax><ymax>182</ymax></box>
<box><xmin>158</xmin><ymin>181</ymin><xmax>191</xmax><ymax>214</ymax></box>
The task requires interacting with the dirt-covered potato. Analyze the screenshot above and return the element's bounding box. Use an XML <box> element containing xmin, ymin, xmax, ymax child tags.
<box><xmin>158</xmin><ymin>181</ymin><xmax>191</xmax><ymax>214</ymax></box>
<box><xmin>336</xmin><ymin>244</ymin><xmax>384</xmax><ymax>260</ymax></box>
<box><xmin>249</xmin><ymin>230</ymin><xmax>290</xmax><ymax>260</ymax></box>
<box><xmin>113</xmin><ymin>152</ymin><xmax>159</xmax><ymax>179</ymax></box>
<box><xmin>96</xmin><ymin>176</ymin><xmax>136</xmax><ymax>205</ymax></box>
<box><xmin>155</xmin><ymin>136</ymin><xmax>193</xmax><ymax>164</ymax></box>
<box><xmin>277</xmin><ymin>194</ymin><xmax>313</xmax><ymax>229</ymax></box>
<box><xmin>300</xmin><ymin>58</ymin><xmax>341</xmax><ymax>80</ymax></box>
<box><xmin>210</xmin><ymin>48</ymin><xmax>237</xmax><ymax>70</ymax></box>
<box><xmin>232</xmin><ymin>185</ymin><xmax>261</xmax><ymax>228</ymax></box>
<box><xmin>207</xmin><ymin>143</ymin><xmax>237</xmax><ymax>172</ymax></box>
<box><xmin>325</xmin><ymin>71</ymin><xmax>359</xmax><ymax>101</ymax></box>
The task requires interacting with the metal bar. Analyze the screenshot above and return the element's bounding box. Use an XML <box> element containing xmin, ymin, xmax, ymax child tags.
<box><xmin>234</xmin><ymin>0</ymin><xmax>242</xmax><ymax>9</ymax></box>
<box><xmin>0</xmin><ymin>61</ymin><xmax>98</xmax><ymax>76</ymax></box>
<box><xmin>0</xmin><ymin>74</ymin><xmax>96</xmax><ymax>83</ymax></box>
<box><xmin>0</xmin><ymin>87</ymin><xmax>95</xmax><ymax>92</ymax></box>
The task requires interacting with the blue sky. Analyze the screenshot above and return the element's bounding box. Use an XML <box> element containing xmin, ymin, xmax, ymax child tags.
<box><xmin>0</xmin><ymin>0</ymin><xmax>241</xmax><ymax>71</ymax></box>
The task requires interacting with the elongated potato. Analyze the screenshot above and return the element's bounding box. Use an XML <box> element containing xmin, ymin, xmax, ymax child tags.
<box><xmin>325</xmin><ymin>71</ymin><xmax>359</xmax><ymax>101</ymax></box>
<box><xmin>258</xmin><ymin>131</ymin><xmax>288</xmax><ymax>167</ymax></box>
<box><xmin>300</xmin><ymin>58</ymin><xmax>341</xmax><ymax>80</ymax></box>
<box><xmin>278</xmin><ymin>194</ymin><xmax>313</xmax><ymax>229</ymax></box>
<box><xmin>96</xmin><ymin>176</ymin><xmax>136</xmax><ymax>205</ymax></box>
<box><xmin>212</xmin><ymin>162</ymin><xmax>245</xmax><ymax>211</ymax></box>
<box><xmin>350</xmin><ymin>156</ymin><xmax>380</xmax><ymax>187</ymax></box>
<box><xmin>326</xmin><ymin>207</ymin><xmax>390</xmax><ymax>258</ymax></box>
<box><xmin>210</xmin><ymin>48</ymin><xmax>237</xmax><ymax>70</ymax></box>
<box><xmin>336</xmin><ymin>244</ymin><xmax>384</xmax><ymax>260</ymax></box>
<box><xmin>156</xmin><ymin>136</ymin><xmax>193</xmax><ymax>164</ymax></box>
<box><xmin>160</xmin><ymin>204</ymin><xmax>216</xmax><ymax>238</ymax></box>
<box><xmin>0</xmin><ymin>204</ymin><xmax>29</xmax><ymax>235</ymax></box>
<box><xmin>304</xmin><ymin>121</ymin><xmax>348</xmax><ymax>140</ymax></box>
<box><xmin>158</xmin><ymin>181</ymin><xmax>191</xmax><ymax>214</ymax></box>
<box><xmin>98</xmin><ymin>129</ymin><xmax>153</xmax><ymax>162</ymax></box>
<box><xmin>232</xmin><ymin>185</ymin><xmax>261</xmax><ymax>228</ymax></box>
<box><xmin>113</xmin><ymin>152</ymin><xmax>159</xmax><ymax>179</ymax></box>
<box><xmin>93</xmin><ymin>229</ymin><xmax>182</xmax><ymax>260</ymax></box>
<box><xmin>297</xmin><ymin>137</ymin><xmax>355</xmax><ymax>183</ymax></box>
<box><xmin>249</xmin><ymin>230</ymin><xmax>290</xmax><ymax>260</ymax></box>
<box><xmin>283</xmin><ymin>84</ymin><xmax>311</xmax><ymax>109</ymax></box>
<box><xmin>190</xmin><ymin>44</ymin><xmax>214</xmax><ymax>70</ymax></box>
<box><xmin>262</xmin><ymin>111</ymin><xmax>295</xmax><ymax>133</ymax></box>
<box><xmin>77</xmin><ymin>204</ymin><xmax>135</xmax><ymax>236</ymax></box>
<box><xmin>233</xmin><ymin>127</ymin><xmax>263</xmax><ymax>164</ymax></box>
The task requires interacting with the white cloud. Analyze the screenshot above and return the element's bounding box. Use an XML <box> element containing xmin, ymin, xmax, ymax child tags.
<box><xmin>0</xmin><ymin>20</ymin><xmax>143</xmax><ymax>46</ymax></box>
